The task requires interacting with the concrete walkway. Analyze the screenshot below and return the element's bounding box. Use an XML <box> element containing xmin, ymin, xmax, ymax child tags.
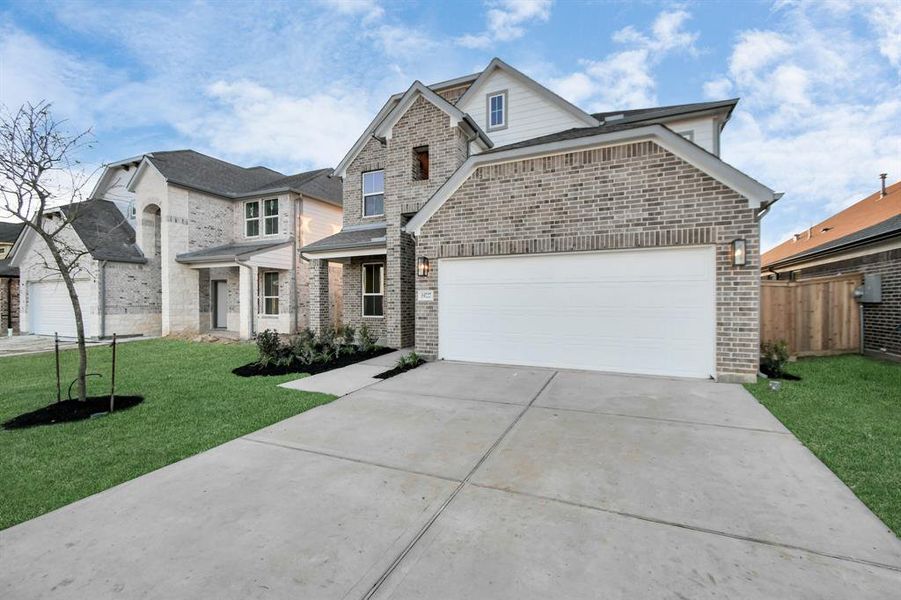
<box><xmin>279</xmin><ymin>348</ymin><xmax>412</xmax><ymax>396</ymax></box>
<box><xmin>0</xmin><ymin>334</ymin><xmax>155</xmax><ymax>357</ymax></box>
<box><xmin>2</xmin><ymin>361</ymin><xmax>899</xmax><ymax>599</ymax></box>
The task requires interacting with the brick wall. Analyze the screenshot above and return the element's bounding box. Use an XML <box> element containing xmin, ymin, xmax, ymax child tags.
<box><xmin>0</xmin><ymin>277</ymin><xmax>18</xmax><ymax>334</ymax></box>
<box><xmin>339</xmin><ymin>95</ymin><xmax>469</xmax><ymax>347</ymax></box>
<box><xmin>341</xmin><ymin>257</ymin><xmax>387</xmax><ymax>341</ymax></box>
<box><xmin>794</xmin><ymin>248</ymin><xmax>900</xmax><ymax>358</ymax></box>
<box><xmin>415</xmin><ymin>140</ymin><xmax>761</xmax><ymax>382</ymax></box>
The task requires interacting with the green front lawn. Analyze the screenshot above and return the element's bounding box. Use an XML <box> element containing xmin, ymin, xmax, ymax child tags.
<box><xmin>0</xmin><ymin>339</ymin><xmax>333</xmax><ymax>530</ymax></box>
<box><xmin>745</xmin><ymin>355</ymin><xmax>901</xmax><ymax>537</ymax></box>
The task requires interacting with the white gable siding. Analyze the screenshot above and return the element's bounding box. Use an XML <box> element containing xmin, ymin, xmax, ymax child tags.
<box><xmin>96</xmin><ymin>167</ymin><xmax>137</xmax><ymax>222</ymax></box>
<box><xmin>300</xmin><ymin>198</ymin><xmax>342</xmax><ymax>246</ymax></box>
<box><xmin>667</xmin><ymin>116</ymin><xmax>719</xmax><ymax>155</ymax></box>
<box><xmin>458</xmin><ymin>70</ymin><xmax>588</xmax><ymax>148</ymax></box>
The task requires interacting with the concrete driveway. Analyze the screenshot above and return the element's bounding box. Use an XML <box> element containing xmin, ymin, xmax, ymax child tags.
<box><xmin>2</xmin><ymin>362</ymin><xmax>900</xmax><ymax>598</ymax></box>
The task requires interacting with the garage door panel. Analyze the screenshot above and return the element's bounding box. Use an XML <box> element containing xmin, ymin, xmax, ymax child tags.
<box><xmin>28</xmin><ymin>280</ymin><xmax>97</xmax><ymax>338</ymax></box>
<box><xmin>438</xmin><ymin>247</ymin><xmax>716</xmax><ymax>378</ymax></box>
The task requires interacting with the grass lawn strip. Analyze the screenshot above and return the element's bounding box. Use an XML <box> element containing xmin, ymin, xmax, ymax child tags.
<box><xmin>0</xmin><ymin>339</ymin><xmax>333</xmax><ymax>530</ymax></box>
<box><xmin>745</xmin><ymin>355</ymin><xmax>901</xmax><ymax>537</ymax></box>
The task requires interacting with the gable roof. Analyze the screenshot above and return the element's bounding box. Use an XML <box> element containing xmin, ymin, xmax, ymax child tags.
<box><xmin>0</xmin><ymin>222</ymin><xmax>24</xmax><ymax>244</ymax></box>
<box><xmin>175</xmin><ymin>239</ymin><xmax>292</xmax><ymax>264</ymax></box>
<box><xmin>762</xmin><ymin>180</ymin><xmax>901</xmax><ymax>268</ymax></box>
<box><xmin>458</xmin><ymin>58</ymin><xmax>599</xmax><ymax>128</ymax></box>
<box><xmin>59</xmin><ymin>200</ymin><xmax>145</xmax><ymax>263</ymax></box>
<box><xmin>333</xmin><ymin>80</ymin><xmax>493</xmax><ymax>178</ymax></box>
<box><xmin>120</xmin><ymin>150</ymin><xmax>341</xmax><ymax>204</ymax></box>
<box><xmin>405</xmin><ymin>124</ymin><xmax>780</xmax><ymax>235</ymax></box>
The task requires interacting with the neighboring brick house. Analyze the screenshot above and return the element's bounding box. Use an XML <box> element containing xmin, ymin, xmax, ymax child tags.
<box><xmin>304</xmin><ymin>58</ymin><xmax>779</xmax><ymax>383</ymax></box>
<box><xmin>763</xmin><ymin>179</ymin><xmax>901</xmax><ymax>359</ymax></box>
<box><xmin>0</xmin><ymin>222</ymin><xmax>23</xmax><ymax>334</ymax></box>
<box><xmin>12</xmin><ymin>150</ymin><xmax>342</xmax><ymax>340</ymax></box>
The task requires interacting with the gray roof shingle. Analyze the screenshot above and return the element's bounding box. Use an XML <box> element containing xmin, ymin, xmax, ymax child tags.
<box><xmin>0</xmin><ymin>259</ymin><xmax>17</xmax><ymax>278</ymax></box>
<box><xmin>0</xmin><ymin>222</ymin><xmax>24</xmax><ymax>244</ymax></box>
<box><xmin>144</xmin><ymin>151</ymin><xmax>342</xmax><ymax>205</ymax></box>
<box><xmin>301</xmin><ymin>225</ymin><xmax>387</xmax><ymax>253</ymax></box>
<box><xmin>591</xmin><ymin>99</ymin><xmax>738</xmax><ymax>125</ymax></box>
<box><xmin>175</xmin><ymin>240</ymin><xmax>291</xmax><ymax>264</ymax></box>
<box><xmin>59</xmin><ymin>200</ymin><xmax>145</xmax><ymax>263</ymax></box>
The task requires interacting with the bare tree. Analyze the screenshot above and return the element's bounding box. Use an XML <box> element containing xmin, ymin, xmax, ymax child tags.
<box><xmin>0</xmin><ymin>102</ymin><xmax>99</xmax><ymax>401</ymax></box>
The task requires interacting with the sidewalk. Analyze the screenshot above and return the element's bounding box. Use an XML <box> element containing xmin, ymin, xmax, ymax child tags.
<box><xmin>279</xmin><ymin>348</ymin><xmax>412</xmax><ymax>396</ymax></box>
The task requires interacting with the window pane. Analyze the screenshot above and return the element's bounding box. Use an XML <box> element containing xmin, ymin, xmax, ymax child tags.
<box><xmin>264</xmin><ymin>272</ymin><xmax>279</xmax><ymax>296</ymax></box>
<box><xmin>246</xmin><ymin>219</ymin><xmax>259</xmax><ymax>237</ymax></box>
<box><xmin>363</xmin><ymin>295</ymin><xmax>383</xmax><ymax>317</ymax></box>
<box><xmin>245</xmin><ymin>202</ymin><xmax>259</xmax><ymax>218</ymax></box>
<box><xmin>364</xmin><ymin>194</ymin><xmax>384</xmax><ymax>216</ymax></box>
<box><xmin>264</xmin><ymin>297</ymin><xmax>279</xmax><ymax>315</ymax></box>
<box><xmin>363</xmin><ymin>170</ymin><xmax>384</xmax><ymax>195</ymax></box>
<box><xmin>364</xmin><ymin>264</ymin><xmax>382</xmax><ymax>294</ymax></box>
<box><xmin>264</xmin><ymin>199</ymin><xmax>278</xmax><ymax>216</ymax></box>
<box><xmin>265</xmin><ymin>216</ymin><xmax>278</xmax><ymax>235</ymax></box>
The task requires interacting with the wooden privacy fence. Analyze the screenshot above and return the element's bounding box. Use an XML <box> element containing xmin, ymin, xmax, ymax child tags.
<box><xmin>760</xmin><ymin>274</ymin><xmax>862</xmax><ymax>356</ymax></box>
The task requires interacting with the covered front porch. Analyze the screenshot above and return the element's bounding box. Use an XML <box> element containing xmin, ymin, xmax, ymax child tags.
<box><xmin>302</xmin><ymin>224</ymin><xmax>391</xmax><ymax>344</ymax></box>
<box><xmin>176</xmin><ymin>240</ymin><xmax>296</xmax><ymax>340</ymax></box>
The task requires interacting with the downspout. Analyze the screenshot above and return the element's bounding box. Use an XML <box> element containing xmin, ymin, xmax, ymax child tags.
<box><xmin>236</xmin><ymin>257</ymin><xmax>255</xmax><ymax>338</ymax></box>
<box><xmin>5</xmin><ymin>277</ymin><xmax>11</xmax><ymax>336</ymax></box>
<box><xmin>99</xmin><ymin>260</ymin><xmax>108</xmax><ymax>339</ymax></box>
<box><xmin>293</xmin><ymin>197</ymin><xmax>300</xmax><ymax>334</ymax></box>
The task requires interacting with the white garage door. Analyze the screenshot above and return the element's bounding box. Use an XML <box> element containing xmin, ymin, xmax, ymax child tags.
<box><xmin>438</xmin><ymin>247</ymin><xmax>716</xmax><ymax>378</ymax></box>
<box><xmin>28</xmin><ymin>280</ymin><xmax>97</xmax><ymax>338</ymax></box>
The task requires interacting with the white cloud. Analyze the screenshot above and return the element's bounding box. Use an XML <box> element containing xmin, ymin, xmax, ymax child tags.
<box><xmin>456</xmin><ymin>0</ymin><xmax>552</xmax><ymax>48</ymax></box>
<box><xmin>189</xmin><ymin>80</ymin><xmax>372</xmax><ymax>169</ymax></box>
<box><xmin>318</xmin><ymin>0</ymin><xmax>384</xmax><ymax>20</ymax></box>
<box><xmin>706</xmin><ymin>3</ymin><xmax>901</xmax><ymax>251</ymax></box>
<box><xmin>550</xmin><ymin>9</ymin><xmax>699</xmax><ymax>111</ymax></box>
<box><xmin>865</xmin><ymin>0</ymin><xmax>901</xmax><ymax>69</ymax></box>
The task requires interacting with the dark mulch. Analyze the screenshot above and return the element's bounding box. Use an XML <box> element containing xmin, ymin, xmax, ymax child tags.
<box><xmin>3</xmin><ymin>396</ymin><xmax>144</xmax><ymax>430</ymax></box>
<box><xmin>232</xmin><ymin>347</ymin><xmax>394</xmax><ymax>377</ymax></box>
<box><xmin>376</xmin><ymin>358</ymin><xmax>426</xmax><ymax>379</ymax></box>
<box><xmin>761</xmin><ymin>366</ymin><xmax>802</xmax><ymax>381</ymax></box>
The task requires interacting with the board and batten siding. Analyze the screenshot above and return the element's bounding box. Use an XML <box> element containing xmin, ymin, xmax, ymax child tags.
<box><xmin>457</xmin><ymin>69</ymin><xmax>589</xmax><ymax>148</ymax></box>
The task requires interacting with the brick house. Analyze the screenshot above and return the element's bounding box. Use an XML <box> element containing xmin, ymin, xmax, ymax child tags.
<box><xmin>763</xmin><ymin>178</ymin><xmax>900</xmax><ymax>359</ymax></box>
<box><xmin>11</xmin><ymin>150</ymin><xmax>342</xmax><ymax>340</ymax></box>
<box><xmin>0</xmin><ymin>222</ymin><xmax>23</xmax><ymax>335</ymax></box>
<box><xmin>304</xmin><ymin>58</ymin><xmax>779</xmax><ymax>383</ymax></box>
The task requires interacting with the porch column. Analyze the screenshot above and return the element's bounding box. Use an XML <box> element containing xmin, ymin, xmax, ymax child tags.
<box><xmin>308</xmin><ymin>259</ymin><xmax>330</xmax><ymax>335</ymax></box>
<box><xmin>238</xmin><ymin>264</ymin><xmax>254</xmax><ymax>340</ymax></box>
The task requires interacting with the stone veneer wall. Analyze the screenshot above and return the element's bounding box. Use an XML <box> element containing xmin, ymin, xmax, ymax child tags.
<box><xmin>793</xmin><ymin>248</ymin><xmax>900</xmax><ymax>358</ymax></box>
<box><xmin>415</xmin><ymin>140</ymin><xmax>761</xmax><ymax>382</ymax></box>
<box><xmin>1</xmin><ymin>277</ymin><xmax>18</xmax><ymax>334</ymax></box>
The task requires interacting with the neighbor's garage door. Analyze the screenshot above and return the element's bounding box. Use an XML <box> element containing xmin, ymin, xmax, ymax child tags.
<box><xmin>438</xmin><ymin>247</ymin><xmax>716</xmax><ymax>378</ymax></box>
<box><xmin>28</xmin><ymin>279</ymin><xmax>97</xmax><ymax>338</ymax></box>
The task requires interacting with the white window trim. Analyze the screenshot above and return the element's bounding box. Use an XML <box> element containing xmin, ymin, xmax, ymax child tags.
<box><xmin>263</xmin><ymin>198</ymin><xmax>279</xmax><ymax>236</ymax></box>
<box><xmin>245</xmin><ymin>200</ymin><xmax>261</xmax><ymax>238</ymax></box>
<box><xmin>677</xmin><ymin>130</ymin><xmax>694</xmax><ymax>142</ymax></box>
<box><xmin>486</xmin><ymin>90</ymin><xmax>508</xmax><ymax>131</ymax></box>
<box><xmin>362</xmin><ymin>170</ymin><xmax>385</xmax><ymax>218</ymax></box>
<box><xmin>361</xmin><ymin>262</ymin><xmax>384</xmax><ymax>318</ymax></box>
<box><xmin>260</xmin><ymin>271</ymin><xmax>280</xmax><ymax>316</ymax></box>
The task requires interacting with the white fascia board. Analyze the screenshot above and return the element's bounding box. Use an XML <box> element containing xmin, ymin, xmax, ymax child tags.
<box><xmin>333</xmin><ymin>96</ymin><xmax>401</xmax><ymax>179</ymax></box>
<box><xmin>406</xmin><ymin>124</ymin><xmax>779</xmax><ymax>235</ymax></box>
<box><xmin>301</xmin><ymin>246</ymin><xmax>387</xmax><ymax>260</ymax></box>
<box><xmin>125</xmin><ymin>157</ymin><xmax>162</xmax><ymax>192</ymax></box>
<box><xmin>457</xmin><ymin>58</ymin><xmax>600</xmax><ymax>128</ymax></box>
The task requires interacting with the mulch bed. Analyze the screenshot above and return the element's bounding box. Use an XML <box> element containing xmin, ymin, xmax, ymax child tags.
<box><xmin>375</xmin><ymin>358</ymin><xmax>425</xmax><ymax>380</ymax></box>
<box><xmin>760</xmin><ymin>366</ymin><xmax>802</xmax><ymax>381</ymax></box>
<box><xmin>232</xmin><ymin>347</ymin><xmax>394</xmax><ymax>377</ymax></box>
<box><xmin>3</xmin><ymin>396</ymin><xmax>144</xmax><ymax>430</ymax></box>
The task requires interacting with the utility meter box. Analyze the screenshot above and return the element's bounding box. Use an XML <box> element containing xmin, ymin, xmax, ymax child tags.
<box><xmin>854</xmin><ymin>274</ymin><xmax>882</xmax><ymax>303</ymax></box>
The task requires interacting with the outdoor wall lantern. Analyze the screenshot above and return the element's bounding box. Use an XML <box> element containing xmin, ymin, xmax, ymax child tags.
<box><xmin>417</xmin><ymin>256</ymin><xmax>431</xmax><ymax>277</ymax></box>
<box><xmin>731</xmin><ymin>238</ymin><xmax>747</xmax><ymax>267</ymax></box>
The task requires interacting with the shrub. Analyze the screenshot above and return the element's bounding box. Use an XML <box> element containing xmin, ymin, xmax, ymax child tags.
<box><xmin>291</xmin><ymin>330</ymin><xmax>317</xmax><ymax>365</ymax></box>
<box><xmin>256</xmin><ymin>329</ymin><xmax>282</xmax><ymax>367</ymax></box>
<box><xmin>358</xmin><ymin>324</ymin><xmax>378</xmax><ymax>352</ymax></box>
<box><xmin>396</xmin><ymin>351</ymin><xmax>423</xmax><ymax>370</ymax></box>
<box><xmin>338</xmin><ymin>324</ymin><xmax>357</xmax><ymax>355</ymax></box>
<box><xmin>760</xmin><ymin>340</ymin><xmax>790</xmax><ymax>377</ymax></box>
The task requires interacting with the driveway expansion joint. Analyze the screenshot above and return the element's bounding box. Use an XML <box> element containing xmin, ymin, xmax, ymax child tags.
<box><xmin>467</xmin><ymin>482</ymin><xmax>901</xmax><ymax>574</ymax></box>
<box><xmin>359</xmin><ymin>370</ymin><xmax>560</xmax><ymax>600</ymax></box>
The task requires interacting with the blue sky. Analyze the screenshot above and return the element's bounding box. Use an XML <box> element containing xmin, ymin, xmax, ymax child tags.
<box><xmin>1</xmin><ymin>0</ymin><xmax>899</xmax><ymax>249</ymax></box>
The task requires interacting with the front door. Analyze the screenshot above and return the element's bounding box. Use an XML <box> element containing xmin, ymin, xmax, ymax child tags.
<box><xmin>212</xmin><ymin>280</ymin><xmax>228</xmax><ymax>329</ymax></box>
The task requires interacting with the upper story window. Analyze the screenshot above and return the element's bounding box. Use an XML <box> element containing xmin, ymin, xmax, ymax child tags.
<box><xmin>362</xmin><ymin>170</ymin><xmax>384</xmax><ymax>217</ymax></box>
<box><xmin>412</xmin><ymin>146</ymin><xmax>429</xmax><ymax>181</ymax></box>
<box><xmin>487</xmin><ymin>91</ymin><xmax>507</xmax><ymax>130</ymax></box>
<box><xmin>245</xmin><ymin>201</ymin><xmax>260</xmax><ymax>237</ymax></box>
<box><xmin>264</xmin><ymin>199</ymin><xmax>279</xmax><ymax>235</ymax></box>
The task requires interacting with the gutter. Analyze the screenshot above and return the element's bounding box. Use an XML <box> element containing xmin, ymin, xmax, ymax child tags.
<box><xmin>766</xmin><ymin>228</ymin><xmax>901</xmax><ymax>271</ymax></box>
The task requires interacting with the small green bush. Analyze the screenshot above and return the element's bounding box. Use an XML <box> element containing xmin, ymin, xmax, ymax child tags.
<box><xmin>358</xmin><ymin>324</ymin><xmax>377</xmax><ymax>352</ymax></box>
<box><xmin>395</xmin><ymin>351</ymin><xmax>424</xmax><ymax>370</ymax></box>
<box><xmin>760</xmin><ymin>340</ymin><xmax>790</xmax><ymax>377</ymax></box>
<box><xmin>256</xmin><ymin>329</ymin><xmax>282</xmax><ymax>367</ymax></box>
